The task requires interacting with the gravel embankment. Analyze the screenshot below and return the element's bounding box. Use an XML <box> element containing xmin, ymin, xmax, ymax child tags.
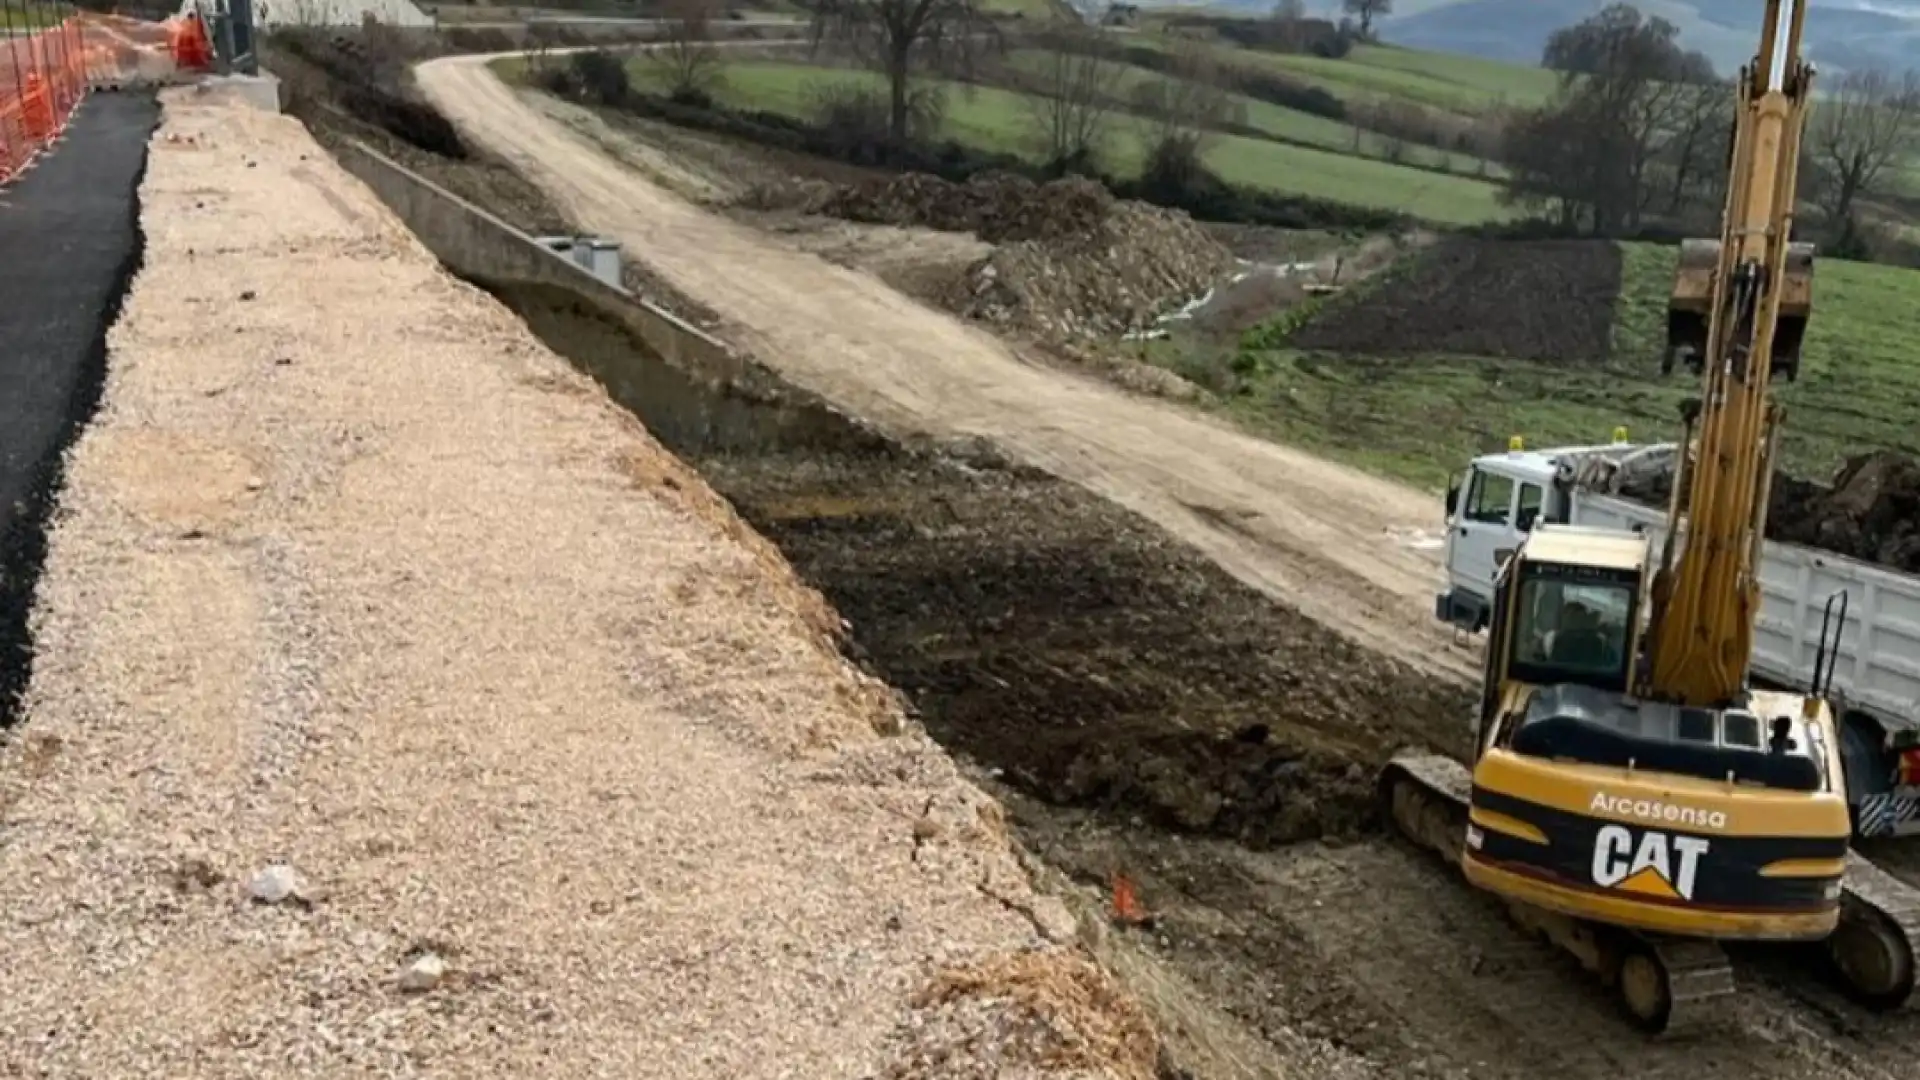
<box><xmin>0</xmin><ymin>88</ymin><xmax>1157</xmax><ymax>1078</ymax></box>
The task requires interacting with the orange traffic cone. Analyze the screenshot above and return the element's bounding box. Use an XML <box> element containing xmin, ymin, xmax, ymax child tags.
<box><xmin>1111</xmin><ymin>872</ymin><xmax>1153</xmax><ymax>928</ymax></box>
<box><xmin>168</xmin><ymin>14</ymin><xmax>213</xmax><ymax>71</ymax></box>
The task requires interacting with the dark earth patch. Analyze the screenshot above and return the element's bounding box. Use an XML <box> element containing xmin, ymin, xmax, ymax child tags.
<box><xmin>484</xmin><ymin>281</ymin><xmax>1474</xmax><ymax>851</ymax></box>
<box><xmin>1291</xmin><ymin>239</ymin><xmax>1625</xmax><ymax>364</ymax></box>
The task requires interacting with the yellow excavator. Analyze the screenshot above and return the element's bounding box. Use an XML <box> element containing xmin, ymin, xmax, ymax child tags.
<box><xmin>1381</xmin><ymin>0</ymin><xmax>1920</xmax><ymax>1034</ymax></box>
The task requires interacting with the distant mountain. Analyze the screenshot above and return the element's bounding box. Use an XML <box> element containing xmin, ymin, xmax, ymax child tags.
<box><xmin>1379</xmin><ymin>0</ymin><xmax>1920</xmax><ymax>76</ymax></box>
<box><xmin>1138</xmin><ymin>0</ymin><xmax>1920</xmax><ymax>75</ymax></box>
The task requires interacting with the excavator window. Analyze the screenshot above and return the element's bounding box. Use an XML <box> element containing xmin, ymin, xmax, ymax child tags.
<box><xmin>1508</xmin><ymin>577</ymin><xmax>1632</xmax><ymax>693</ymax></box>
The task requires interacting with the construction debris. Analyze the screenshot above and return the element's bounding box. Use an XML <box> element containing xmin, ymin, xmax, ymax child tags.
<box><xmin>955</xmin><ymin>199</ymin><xmax>1236</xmax><ymax>341</ymax></box>
<box><xmin>783</xmin><ymin>170</ymin><xmax>1235</xmax><ymax>342</ymax></box>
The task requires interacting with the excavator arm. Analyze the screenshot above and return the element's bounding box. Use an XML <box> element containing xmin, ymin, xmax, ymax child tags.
<box><xmin>1647</xmin><ymin>0</ymin><xmax>1817</xmax><ymax>708</ymax></box>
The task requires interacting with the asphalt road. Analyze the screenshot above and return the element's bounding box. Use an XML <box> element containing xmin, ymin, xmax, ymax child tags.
<box><xmin>0</xmin><ymin>89</ymin><xmax>158</xmax><ymax>723</ymax></box>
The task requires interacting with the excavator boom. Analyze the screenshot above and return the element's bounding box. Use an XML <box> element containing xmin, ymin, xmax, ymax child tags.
<box><xmin>1646</xmin><ymin>0</ymin><xmax>1818</xmax><ymax>708</ymax></box>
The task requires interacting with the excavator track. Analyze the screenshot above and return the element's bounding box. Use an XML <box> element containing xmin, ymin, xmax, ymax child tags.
<box><xmin>1378</xmin><ymin>752</ymin><xmax>1735</xmax><ymax>1036</ymax></box>
<box><xmin>1829</xmin><ymin>853</ymin><xmax>1920</xmax><ymax>1011</ymax></box>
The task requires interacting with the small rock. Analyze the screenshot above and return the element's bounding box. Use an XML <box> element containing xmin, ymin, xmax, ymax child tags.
<box><xmin>247</xmin><ymin>864</ymin><xmax>302</xmax><ymax>904</ymax></box>
<box><xmin>399</xmin><ymin>953</ymin><xmax>448</xmax><ymax>993</ymax></box>
<box><xmin>239</xmin><ymin>289</ymin><xmax>257</xmax><ymax>301</ymax></box>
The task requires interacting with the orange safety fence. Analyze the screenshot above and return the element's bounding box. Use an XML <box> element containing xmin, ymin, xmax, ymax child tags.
<box><xmin>0</xmin><ymin>10</ymin><xmax>212</xmax><ymax>186</ymax></box>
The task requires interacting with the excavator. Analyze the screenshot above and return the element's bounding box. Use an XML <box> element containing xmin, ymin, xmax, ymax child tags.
<box><xmin>1379</xmin><ymin>0</ymin><xmax>1920</xmax><ymax>1035</ymax></box>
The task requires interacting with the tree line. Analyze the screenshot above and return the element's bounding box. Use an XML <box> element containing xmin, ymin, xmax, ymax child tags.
<box><xmin>1498</xmin><ymin>3</ymin><xmax>1920</xmax><ymax>258</ymax></box>
<box><xmin>547</xmin><ymin>0</ymin><xmax>1918</xmax><ymax>260</ymax></box>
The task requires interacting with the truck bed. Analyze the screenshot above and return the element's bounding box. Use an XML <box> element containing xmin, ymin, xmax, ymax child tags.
<box><xmin>1575</xmin><ymin>491</ymin><xmax>1920</xmax><ymax>736</ymax></box>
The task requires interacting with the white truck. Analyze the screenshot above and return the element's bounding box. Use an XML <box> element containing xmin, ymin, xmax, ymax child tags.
<box><xmin>1434</xmin><ymin>439</ymin><xmax>1920</xmax><ymax>839</ymax></box>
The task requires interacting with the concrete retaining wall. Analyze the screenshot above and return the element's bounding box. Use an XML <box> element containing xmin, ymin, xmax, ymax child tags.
<box><xmin>334</xmin><ymin>138</ymin><xmax>748</xmax><ymax>381</ymax></box>
<box><xmin>332</xmin><ymin>137</ymin><xmax>889</xmax><ymax>456</ymax></box>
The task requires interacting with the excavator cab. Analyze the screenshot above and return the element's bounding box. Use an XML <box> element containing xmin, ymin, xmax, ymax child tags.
<box><xmin>1666</xmin><ymin>238</ymin><xmax>1815</xmax><ymax>381</ymax></box>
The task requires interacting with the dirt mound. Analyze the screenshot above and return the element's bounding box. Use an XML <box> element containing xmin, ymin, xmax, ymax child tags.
<box><xmin>1616</xmin><ymin>449</ymin><xmax>1920</xmax><ymax>572</ymax></box>
<box><xmin>955</xmin><ymin>201</ymin><xmax>1237</xmax><ymax>340</ymax></box>
<box><xmin>779</xmin><ymin>171</ymin><xmax>1235</xmax><ymax>341</ymax></box>
<box><xmin>889</xmin><ymin>950</ymin><xmax>1162</xmax><ymax>1080</ymax></box>
<box><xmin>1290</xmin><ymin>239</ymin><xmax>1624</xmax><ymax>364</ymax></box>
<box><xmin>1773</xmin><ymin>452</ymin><xmax>1920</xmax><ymax>570</ymax></box>
<box><xmin>817</xmin><ymin>170</ymin><xmax>1115</xmax><ymax>244</ymax></box>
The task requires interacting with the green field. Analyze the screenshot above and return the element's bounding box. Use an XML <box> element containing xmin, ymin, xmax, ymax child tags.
<box><xmin>1002</xmin><ymin>49</ymin><xmax>1497</xmax><ymax>175</ymax></box>
<box><xmin>1156</xmin><ymin>244</ymin><xmax>1920</xmax><ymax>491</ymax></box>
<box><xmin>690</xmin><ymin>60</ymin><xmax>1511</xmax><ymax>224</ymax></box>
<box><xmin>1130</xmin><ymin>37</ymin><xmax>1561</xmax><ymax>113</ymax></box>
<box><xmin>1</xmin><ymin>4</ymin><xmax>67</xmax><ymax>30</ymax></box>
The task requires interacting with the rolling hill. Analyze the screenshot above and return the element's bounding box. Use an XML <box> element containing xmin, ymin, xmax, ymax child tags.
<box><xmin>1379</xmin><ymin>0</ymin><xmax>1920</xmax><ymax>75</ymax></box>
<box><xmin>1150</xmin><ymin>0</ymin><xmax>1920</xmax><ymax>76</ymax></box>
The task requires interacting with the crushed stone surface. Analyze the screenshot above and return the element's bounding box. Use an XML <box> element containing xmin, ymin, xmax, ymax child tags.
<box><xmin>0</xmin><ymin>88</ymin><xmax>1158</xmax><ymax>1078</ymax></box>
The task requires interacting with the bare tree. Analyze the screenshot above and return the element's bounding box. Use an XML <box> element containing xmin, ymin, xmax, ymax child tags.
<box><xmin>524</xmin><ymin>18</ymin><xmax>562</xmax><ymax>75</ymax></box>
<box><xmin>1128</xmin><ymin>38</ymin><xmax>1244</xmax><ymax>197</ymax></box>
<box><xmin>1659</xmin><ymin>81</ymin><xmax>1732</xmax><ymax>218</ymax></box>
<box><xmin>1129</xmin><ymin>37</ymin><xmax>1242</xmax><ymax>150</ymax></box>
<box><xmin>808</xmin><ymin>0</ymin><xmax>993</xmax><ymax>145</ymax></box>
<box><xmin>1024</xmin><ymin>19</ymin><xmax>1116</xmax><ymax>171</ymax></box>
<box><xmin>1804</xmin><ymin>68</ymin><xmax>1920</xmax><ymax>233</ymax></box>
<box><xmin>1342</xmin><ymin>0</ymin><xmax>1390</xmax><ymax>39</ymax></box>
<box><xmin>654</xmin><ymin>0</ymin><xmax>726</xmax><ymax>103</ymax></box>
<box><xmin>1504</xmin><ymin>3</ymin><xmax>1725</xmax><ymax>235</ymax></box>
<box><xmin>1268</xmin><ymin>0</ymin><xmax>1310</xmax><ymax>50</ymax></box>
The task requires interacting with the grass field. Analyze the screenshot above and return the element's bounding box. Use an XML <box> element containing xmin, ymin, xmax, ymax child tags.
<box><xmin>674</xmin><ymin>60</ymin><xmax>1512</xmax><ymax>224</ymax></box>
<box><xmin>1002</xmin><ymin>49</ymin><xmax>1498</xmax><ymax>175</ymax></box>
<box><xmin>1130</xmin><ymin>37</ymin><xmax>1561</xmax><ymax>114</ymax></box>
<box><xmin>1156</xmin><ymin>244</ymin><xmax>1920</xmax><ymax>491</ymax></box>
<box><xmin>1</xmin><ymin>4</ymin><xmax>67</xmax><ymax>30</ymax></box>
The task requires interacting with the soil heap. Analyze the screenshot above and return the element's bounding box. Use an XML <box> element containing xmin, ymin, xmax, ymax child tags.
<box><xmin>812</xmin><ymin>171</ymin><xmax>1235</xmax><ymax>341</ymax></box>
<box><xmin>1615</xmin><ymin>449</ymin><xmax>1920</xmax><ymax>572</ymax></box>
<box><xmin>1773</xmin><ymin>451</ymin><xmax>1920</xmax><ymax>570</ymax></box>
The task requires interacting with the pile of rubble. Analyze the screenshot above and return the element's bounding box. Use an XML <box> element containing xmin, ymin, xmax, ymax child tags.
<box><xmin>954</xmin><ymin>198</ymin><xmax>1236</xmax><ymax>341</ymax></box>
<box><xmin>1615</xmin><ymin>449</ymin><xmax>1920</xmax><ymax>572</ymax></box>
<box><xmin>783</xmin><ymin>170</ymin><xmax>1235</xmax><ymax>341</ymax></box>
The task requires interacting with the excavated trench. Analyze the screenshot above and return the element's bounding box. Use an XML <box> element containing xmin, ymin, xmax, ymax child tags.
<box><xmin>473</xmin><ymin>278</ymin><xmax>1920</xmax><ymax>1080</ymax></box>
<box><xmin>488</xmin><ymin>280</ymin><xmax>1472</xmax><ymax>847</ymax></box>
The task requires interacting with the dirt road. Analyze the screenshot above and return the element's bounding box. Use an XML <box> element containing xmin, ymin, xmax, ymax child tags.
<box><xmin>414</xmin><ymin>54</ymin><xmax>1473</xmax><ymax>688</ymax></box>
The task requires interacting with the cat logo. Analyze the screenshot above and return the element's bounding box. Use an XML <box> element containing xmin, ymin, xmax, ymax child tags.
<box><xmin>1590</xmin><ymin>824</ymin><xmax>1710</xmax><ymax>901</ymax></box>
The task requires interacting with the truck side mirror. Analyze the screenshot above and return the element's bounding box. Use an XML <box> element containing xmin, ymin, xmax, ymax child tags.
<box><xmin>1445</xmin><ymin>481</ymin><xmax>1461</xmax><ymax>518</ymax></box>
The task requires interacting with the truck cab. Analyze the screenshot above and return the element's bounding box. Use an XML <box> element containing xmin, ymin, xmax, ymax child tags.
<box><xmin>1437</xmin><ymin>445</ymin><xmax>1595</xmax><ymax>632</ymax></box>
